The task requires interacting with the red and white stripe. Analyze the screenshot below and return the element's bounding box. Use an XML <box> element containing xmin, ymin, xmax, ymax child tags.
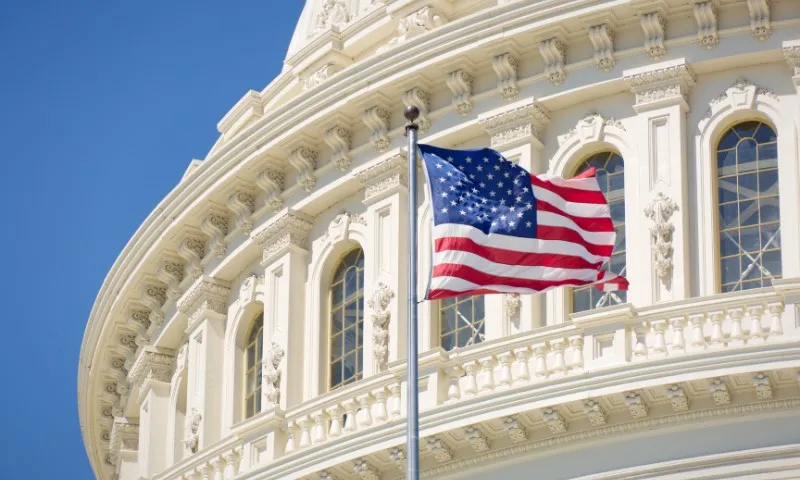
<box><xmin>427</xmin><ymin>169</ymin><xmax>628</xmax><ymax>300</ymax></box>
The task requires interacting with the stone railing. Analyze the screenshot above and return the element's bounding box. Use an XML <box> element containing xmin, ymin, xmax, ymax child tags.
<box><xmin>153</xmin><ymin>437</ymin><xmax>241</xmax><ymax>480</ymax></box>
<box><xmin>163</xmin><ymin>281</ymin><xmax>800</xmax><ymax>478</ymax></box>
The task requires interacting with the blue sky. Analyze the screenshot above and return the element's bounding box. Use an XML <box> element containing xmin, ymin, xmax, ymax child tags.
<box><xmin>0</xmin><ymin>1</ymin><xmax>302</xmax><ymax>477</ymax></box>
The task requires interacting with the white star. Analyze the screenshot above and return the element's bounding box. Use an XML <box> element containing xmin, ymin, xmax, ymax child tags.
<box><xmin>438</xmin><ymin>177</ymin><xmax>445</xmax><ymax>183</ymax></box>
<box><xmin>509</xmin><ymin>221</ymin><xmax>515</xmax><ymax>227</ymax></box>
<box><xmin>458</xmin><ymin>165</ymin><xmax>465</xmax><ymax>170</ymax></box>
<box><xmin>440</xmin><ymin>192</ymin><xmax>447</xmax><ymax>198</ymax></box>
<box><xmin>500</xmin><ymin>199</ymin><xmax>507</xmax><ymax>205</ymax></box>
<box><xmin>513</xmin><ymin>178</ymin><xmax>520</xmax><ymax>185</ymax></box>
<box><xmin>497</xmin><ymin>181</ymin><xmax>503</xmax><ymax>188</ymax></box>
<box><xmin>504</xmin><ymin>172</ymin><xmax>510</xmax><ymax>178</ymax></box>
<box><xmin>456</xmin><ymin>180</ymin><xmax>463</xmax><ymax>186</ymax></box>
<box><xmin>447</xmin><ymin>156</ymin><xmax>454</xmax><ymax>162</ymax></box>
<box><xmin>465</xmin><ymin>157</ymin><xmax>472</xmax><ymax>163</ymax></box>
<box><xmin>467</xmin><ymin>205</ymin><xmax>473</xmax><ymax>211</ymax></box>
<box><xmin>494</xmin><ymin>165</ymin><xmax>500</xmax><ymax>171</ymax></box>
<box><xmin>506</xmin><ymin>189</ymin><xmax>512</xmax><ymax>195</ymax></box>
<box><xmin>526</xmin><ymin>221</ymin><xmax>532</xmax><ymax>228</ymax></box>
<box><xmin>515</xmin><ymin>196</ymin><xmax>522</xmax><ymax>203</ymax></box>
<box><xmin>522</xmin><ymin>186</ymin><xmax>529</xmax><ymax>192</ymax></box>
<box><xmin>472</xmin><ymin>188</ymin><xmax>478</xmax><ymax>194</ymax></box>
<box><xmin>500</xmin><ymin>215</ymin><xmax>507</xmax><ymax>221</ymax></box>
<box><xmin>447</xmin><ymin>171</ymin><xmax>453</xmax><ymax>177</ymax></box>
<box><xmin>483</xmin><ymin>157</ymin><xmax>489</xmax><ymax>163</ymax></box>
<box><xmin>477</xmin><ymin>165</ymin><xmax>483</xmax><ymax>172</ymax></box>
<box><xmin>450</xmin><ymin>200</ymin><xmax>457</xmax><ymax>206</ymax></box>
<box><xmin>487</xmin><ymin>174</ymin><xmax>494</xmax><ymax>180</ymax></box>
<box><xmin>517</xmin><ymin>212</ymin><xmax>524</xmax><ymax>218</ymax></box>
<box><xmin>449</xmin><ymin>186</ymin><xmax>456</xmax><ymax>191</ymax></box>
<box><xmin>509</xmin><ymin>206</ymin><xmax>516</xmax><ymax>212</ymax></box>
<box><xmin>479</xmin><ymin>182</ymin><xmax>486</xmax><ymax>188</ymax></box>
<box><xmin>491</xmin><ymin>221</ymin><xmax>497</xmax><ymax>227</ymax></box>
<box><xmin>441</xmin><ymin>207</ymin><xmax>448</xmax><ymax>213</ymax></box>
<box><xmin>491</xmin><ymin>207</ymin><xmax>498</xmax><ymax>213</ymax></box>
<box><xmin>436</xmin><ymin>163</ymin><xmax>443</xmax><ymax>169</ymax></box>
<box><xmin>460</xmin><ymin>210</ymin><xmax>467</xmax><ymax>215</ymax></box>
<box><xmin>525</xmin><ymin>202</ymin><xmax>533</xmax><ymax>209</ymax></box>
<box><xmin>489</xmin><ymin>191</ymin><xmax>496</xmax><ymax>197</ymax></box>
<box><xmin>469</xmin><ymin>174</ymin><xmax>475</xmax><ymax>179</ymax></box>
<box><xmin>481</xmin><ymin>198</ymin><xmax>488</xmax><ymax>204</ymax></box>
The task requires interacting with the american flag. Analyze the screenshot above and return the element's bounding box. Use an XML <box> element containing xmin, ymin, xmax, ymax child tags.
<box><xmin>419</xmin><ymin>144</ymin><xmax>628</xmax><ymax>300</ymax></box>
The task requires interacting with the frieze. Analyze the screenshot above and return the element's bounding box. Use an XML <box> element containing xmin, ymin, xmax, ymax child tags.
<box><xmin>479</xmin><ymin>100</ymin><xmax>550</xmax><ymax>148</ymax></box>
<box><xmin>356</xmin><ymin>154</ymin><xmax>408</xmax><ymax>202</ymax></box>
<box><xmin>128</xmin><ymin>350</ymin><xmax>175</xmax><ymax>386</ymax></box>
<box><xmin>251</xmin><ymin>210</ymin><xmax>314</xmax><ymax>264</ymax></box>
<box><xmin>623</xmin><ymin>60</ymin><xmax>695</xmax><ymax>107</ymax></box>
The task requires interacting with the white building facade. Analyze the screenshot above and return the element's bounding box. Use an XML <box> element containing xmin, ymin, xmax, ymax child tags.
<box><xmin>79</xmin><ymin>1</ymin><xmax>800</xmax><ymax>479</ymax></box>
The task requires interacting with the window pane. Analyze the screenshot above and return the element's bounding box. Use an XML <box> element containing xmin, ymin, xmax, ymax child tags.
<box><xmin>740</xmin><ymin>226</ymin><xmax>760</xmax><ymax>252</ymax></box>
<box><xmin>717</xmin><ymin>150</ymin><xmax>736</xmax><ymax>175</ymax></box>
<box><xmin>441</xmin><ymin>333</ymin><xmax>455</xmax><ymax>351</ymax></box>
<box><xmin>330</xmin><ymin>360</ymin><xmax>342</xmax><ymax>388</ymax></box>
<box><xmin>735</xmin><ymin>121</ymin><xmax>759</xmax><ymax>139</ymax></box>
<box><xmin>718</xmin><ymin>129</ymin><xmax>739</xmax><ymax>150</ymax></box>
<box><xmin>721</xmin><ymin>256</ymin><xmax>740</xmax><ymax>285</ymax></box>
<box><xmin>754</xmin><ymin>124</ymin><xmax>777</xmax><ymax>143</ymax></box>
<box><xmin>441</xmin><ymin>307</ymin><xmax>455</xmax><ymax>335</ymax></box>
<box><xmin>737</xmin><ymin>174</ymin><xmax>757</xmax><ymax>199</ymax></box>
<box><xmin>758</xmin><ymin>170</ymin><xmax>778</xmax><ymax>196</ymax></box>
<box><xmin>331</xmin><ymin>308</ymin><xmax>343</xmax><ymax>334</ymax></box>
<box><xmin>330</xmin><ymin>333</ymin><xmax>342</xmax><ymax>359</ymax></box>
<box><xmin>739</xmin><ymin>200</ymin><xmax>758</xmax><ymax>226</ymax></box>
<box><xmin>737</xmin><ymin>139</ymin><xmax>758</xmax><ymax>172</ymax></box>
<box><xmin>720</xmin><ymin>231</ymin><xmax>739</xmax><ymax>257</ymax></box>
<box><xmin>329</xmin><ymin>248</ymin><xmax>365</xmax><ymax>389</ymax></box>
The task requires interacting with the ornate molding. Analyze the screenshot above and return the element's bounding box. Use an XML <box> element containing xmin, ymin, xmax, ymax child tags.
<box><xmin>353</xmin><ymin>458</ymin><xmax>379</xmax><ymax>480</ymax></box>
<box><xmin>109</xmin><ymin>418</ymin><xmax>139</xmax><ymax>453</ymax></box>
<box><xmin>256</xmin><ymin>165</ymin><xmax>286</xmax><ymax>213</ymax></box>
<box><xmin>128</xmin><ymin>350</ymin><xmax>174</xmax><ymax>386</ymax></box>
<box><xmin>356</xmin><ymin>153</ymin><xmax>408</xmax><ymax>203</ymax></box>
<box><xmin>465</xmin><ymin>426</ymin><xmax>490</xmax><ymax>452</ymax></box>
<box><xmin>177</xmin><ymin>277</ymin><xmax>231</xmax><ymax>329</ymax></box>
<box><xmin>753</xmin><ymin>372</ymin><xmax>772</xmax><ymax>399</ymax></box>
<box><xmin>588</xmin><ymin>24</ymin><xmax>615</xmax><ymax>72</ymax></box>
<box><xmin>251</xmin><ymin>210</ymin><xmax>314</xmax><ymax>264</ymax></box>
<box><xmin>324</xmin><ymin>124</ymin><xmax>352</xmax><ymax>172</ymax></box>
<box><xmin>560</xmin><ymin>112</ymin><xmax>624</xmax><ymax>146</ymax></box>
<box><xmin>183</xmin><ymin>408</ymin><xmax>202</xmax><ymax>454</ymax></box>
<box><xmin>491</xmin><ymin>52</ymin><xmax>519</xmax><ymax>101</ymax></box>
<box><xmin>157</xmin><ymin>259</ymin><xmax>185</xmax><ymax>302</ymax></box>
<box><xmin>708</xmin><ymin>378</ymin><xmax>731</xmax><ymax>406</ymax></box>
<box><xmin>263</xmin><ymin>341</ymin><xmax>285</xmax><ymax>409</ymax></box>
<box><xmin>503</xmin><ymin>293</ymin><xmax>521</xmax><ymax>319</ymax></box>
<box><xmin>702</xmin><ymin>77</ymin><xmax>778</xmax><ymax>124</ymax></box>
<box><xmin>368</xmin><ymin>282</ymin><xmax>394</xmax><ymax>371</ymax></box>
<box><xmin>624</xmin><ymin>392</ymin><xmax>649</xmax><ymax>419</ymax></box>
<box><xmin>227</xmin><ymin>190</ymin><xmax>256</xmax><ymax>236</ymax></box>
<box><xmin>312</xmin><ymin>0</ymin><xmax>350</xmax><ymax>35</ymax></box>
<box><xmin>747</xmin><ymin>0</ymin><xmax>771</xmax><ymax>40</ymax></box>
<box><xmin>200</xmin><ymin>208</ymin><xmax>229</xmax><ymax>258</ymax></box>
<box><xmin>623</xmin><ymin>59</ymin><xmax>695</xmax><ymax>109</ymax></box>
<box><xmin>379</xmin><ymin>6</ymin><xmax>446</xmax><ymax>53</ymax></box>
<box><xmin>446</xmin><ymin>69</ymin><xmax>473</xmax><ymax>116</ymax></box>
<box><xmin>362</xmin><ymin>105</ymin><xmax>391</xmax><ymax>153</ymax></box>
<box><xmin>305</xmin><ymin>63</ymin><xmax>340</xmax><ymax>90</ymax></box>
<box><xmin>583</xmin><ymin>399</ymin><xmax>607</xmax><ymax>426</ymax></box>
<box><xmin>402</xmin><ymin>87</ymin><xmax>432</xmax><ymax>133</ymax></box>
<box><xmin>784</xmin><ymin>41</ymin><xmax>800</xmax><ymax>77</ymax></box>
<box><xmin>644</xmin><ymin>192</ymin><xmax>678</xmax><ymax>281</ymax></box>
<box><xmin>542</xmin><ymin>407</ymin><xmax>567</xmax><ymax>434</ymax></box>
<box><xmin>693</xmin><ymin>1</ymin><xmax>719</xmax><ymax>50</ymax></box>
<box><xmin>288</xmin><ymin>144</ymin><xmax>318</xmax><ymax>193</ymax></box>
<box><xmin>479</xmin><ymin>100</ymin><xmax>551</xmax><ymax>148</ymax></box>
<box><xmin>389</xmin><ymin>447</ymin><xmax>406</xmax><ymax>472</ymax></box>
<box><xmin>177</xmin><ymin>236</ymin><xmax>206</xmax><ymax>280</ymax></box>
<box><xmin>539</xmin><ymin>38</ymin><xmax>567</xmax><ymax>85</ymax></box>
<box><xmin>141</xmin><ymin>283</ymin><xmax>167</xmax><ymax>328</ymax></box>
<box><xmin>640</xmin><ymin>12</ymin><xmax>666</xmax><ymax>60</ymax></box>
<box><xmin>503</xmin><ymin>416</ymin><xmax>527</xmax><ymax>443</ymax></box>
<box><xmin>666</xmin><ymin>384</ymin><xmax>689</xmax><ymax>412</ymax></box>
<box><xmin>426</xmin><ymin>437</ymin><xmax>453</xmax><ymax>463</ymax></box>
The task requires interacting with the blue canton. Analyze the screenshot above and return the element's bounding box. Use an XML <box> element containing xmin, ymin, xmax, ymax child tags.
<box><xmin>419</xmin><ymin>144</ymin><xmax>537</xmax><ymax>237</ymax></box>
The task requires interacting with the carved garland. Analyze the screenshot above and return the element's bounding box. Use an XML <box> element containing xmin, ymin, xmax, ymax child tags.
<box><xmin>368</xmin><ymin>282</ymin><xmax>394</xmax><ymax>370</ymax></box>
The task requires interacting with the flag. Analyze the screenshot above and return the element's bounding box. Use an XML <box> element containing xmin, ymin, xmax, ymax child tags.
<box><xmin>419</xmin><ymin>144</ymin><xmax>628</xmax><ymax>300</ymax></box>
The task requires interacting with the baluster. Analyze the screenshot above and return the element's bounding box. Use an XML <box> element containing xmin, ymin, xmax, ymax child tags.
<box><xmin>373</xmin><ymin>388</ymin><xmax>388</xmax><ymax>423</ymax></box>
<box><xmin>222</xmin><ymin>449</ymin><xmax>240</xmax><ymax>480</ymax></box>
<box><xmin>326</xmin><ymin>406</ymin><xmax>343</xmax><ymax>437</ymax></box>
<box><xmin>463</xmin><ymin>361</ymin><xmax>479</xmax><ymax>396</ymax></box>
<box><xmin>447</xmin><ymin>366</ymin><xmax>463</xmax><ymax>402</ymax></box>
<box><xmin>199</xmin><ymin>463</ymin><xmax>213</xmax><ymax>480</ymax></box>
<box><xmin>650</xmin><ymin>320</ymin><xmax>668</xmax><ymax>356</ymax></box>
<box><xmin>568</xmin><ymin>335</ymin><xmax>584</xmax><ymax>371</ymax></box>
<box><xmin>767</xmin><ymin>302</ymin><xmax>784</xmax><ymax>338</ymax></box>
<box><xmin>728</xmin><ymin>308</ymin><xmax>745</xmax><ymax>346</ymax></box>
<box><xmin>478</xmin><ymin>356</ymin><xmax>496</xmax><ymax>392</ymax></box>
<box><xmin>747</xmin><ymin>306</ymin><xmax>765</xmax><ymax>343</ymax></box>
<box><xmin>708</xmin><ymin>311</ymin><xmax>724</xmax><ymax>349</ymax></box>
<box><xmin>688</xmin><ymin>313</ymin><xmax>707</xmax><ymax>350</ymax></box>
<box><xmin>550</xmin><ymin>339</ymin><xmax>567</xmax><ymax>375</ymax></box>
<box><xmin>669</xmin><ymin>316</ymin><xmax>686</xmax><ymax>353</ymax></box>
<box><xmin>312</xmin><ymin>412</ymin><xmax>327</xmax><ymax>444</ymax></box>
<box><xmin>631</xmin><ymin>328</ymin><xmax>647</xmax><ymax>360</ymax></box>
<box><xmin>513</xmin><ymin>347</ymin><xmax>531</xmax><ymax>384</ymax></box>
<box><xmin>497</xmin><ymin>353</ymin><xmax>514</xmax><ymax>389</ymax></box>
<box><xmin>533</xmin><ymin>343</ymin><xmax>549</xmax><ymax>378</ymax></box>
<box><xmin>357</xmin><ymin>393</ymin><xmax>373</xmax><ymax>428</ymax></box>
<box><xmin>298</xmin><ymin>415</ymin><xmax>313</xmax><ymax>448</ymax></box>
<box><xmin>389</xmin><ymin>383</ymin><xmax>402</xmax><ymax>418</ymax></box>
<box><xmin>211</xmin><ymin>457</ymin><xmax>225</xmax><ymax>480</ymax></box>
<box><xmin>284</xmin><ymin>421</ymin><xmax>297</xmax><ymax>453</ymax></box>
<box><xmin>343</xmin><ymin>400</ymin><xmax>358</xmax><ymax>433</ymax></box>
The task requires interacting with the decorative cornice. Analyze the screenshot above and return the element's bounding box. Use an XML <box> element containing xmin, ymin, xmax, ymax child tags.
<box><xmin>693</xmin><ymin>1</ymin><xmax>719</xmax><ymax>50</ymax></box>
<box><xmin>402</xmin><ymin>87</ymin><xmax>432</xmax><ymax>133</ymax></box>
<box><xmin>747</xmin><ymin>0</ymin><xmax>771</xmax><ymax>40</ymax></box>
<box><xmin>378</xmin><ymin>6</ymin><xmax>447</xmax><ymax>54</ymax></box>
<box><xmin>623</xmin><ymin>59</ymin><xmax>696</xmax><ymax>110</ymax></box>
<box><xmin>702</xmin><ymin>77</ymin><xmax>778</xmax><ymax>122</ymax></box>
<box><xmin>479</xmin><ymin>100</ymin><xmax>551</xmax><ymax>148</ymax></box>
<box><xmin>177</xmin><ymin>236</ymin><xmax>206</xmax><ymax>280</ymax></box>
<box><xmin>305</xmin><ymin>63</ymin><xmax>341</xmax><ymax>91</ymax></box>
<box><xmin>355</xmin><ymin>153</ymin><xmax>408</xmax><ymax>204</ymax></box>
<box><xmin>227</xmin><ymin>190</ymin><xmax>256</xmax><ymax>236</ymax></box>
<box><xmin>588</xmin><ymin>24</ymin><xmax>615</xmax><ymax>72</ymax></box>
<box><xmin>109</xmin><ymin>418</ymin><xmax>139</xmax><ymax>453</ymax></box>
<box><xmin>324</xmin><ymin>124</ymin><xmax>352</xmax><ymax>172</ymax></box>
<box><xmin>491</xmin><ymin>52</ymin><xmax>519</xmax><ymax>101</ymax></box>
<box><xmin>256</xmin><ymin>164</ymin><xmax>286</xmax><ymax>213</ymax></box>
<box><xmin>251</xmin><ymin>210</ymin><xmax>313</xmax><ymax>265</ymax></box>
<box><xmin>288</xmin><ymin>143</ymin><xmax>318</xmax><ymax>193</ymax></box>
<box><xmin>539</xmin><ymin>38</ymin><xmax>567</xmax><ymax>85</ymax></box>
<box><xmin>445</xmin><ymin>69</ymin><xmax>473</xmax><ymax>116</ymax></box>
<box><xmin>128</xmin><ymin>350</ymin><xmax>174</xmax><ymax>386</ymax></box>
<box><xmin>176</xmin><ymin>276</ymin><xmax>231</xmax><ymax>329</ymax></box>
<box><xmin>560</xmin><ymin>112</ymin><xmax>624</xmax><ymax>146</ymax></box>
<box><xmin>640</xmin><ymin>12</ymin><xmax>666</xmax><ymax>60</ymax></box>
<box><xmin>784</xmin><ymin>40</ymin><xmax>800</xmax><ymax>77</ymax></box>
<box><xmin>362</xmin><ymin>105</ymin><xmax>391</xmax><ymax>153</ymax></box>
<box><xmin>200</xmin><ymin>205</ymin><xmax>229</xmax><ymax>258</ymax></box>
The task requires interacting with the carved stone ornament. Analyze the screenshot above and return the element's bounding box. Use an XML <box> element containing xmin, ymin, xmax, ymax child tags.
<box><xmin>426</xmin><ymin>437</ymin><xmax>453</xmax><ymax>463</ymax></box>
<box><xmin>402</xmin><ymin>87</ymin><xmax>432</xmax><ymax>133</ymax></box>
<box><xmin>251</xmin><ymin>210</ymin><xmax>314</xmax><ymax>265</ymax></box>
<box><xmin>368</xmin><ymin>282</ymin><xmax>394</xmax><ymax>370</ymax></box>
<box><xmin>256</xmin><ymin>165</ymin><xmax>286</xmax><ymax>213</ymax></box>
<box><xmin>157</xmin><ymin>260</ymin><xmax>186</xmax><ymax>301</ymax></box>
<box><xmin>588</xmin><ymin>24</ymin><xmax>615</xmax><ymax>72</ymax></box>
<box><xmin>666</xmin><ymin>384</ymin><xmax>689</xmax><ymax>412</ymax></box>
<box><xmin>353</xmin><ymin>458</ymin><xmax>380</xmax><ymax>480</ymax></box>
<box><xmin>109</xmin><ymin>418</ymin><xmax>139</xmax><ymax>453</ymax></box>
<box><xmin>559</xmin><ymin>112</ymin><xmax>624</xmax><ymax>147</ymax></box>
<box><xmin>227</xmin><ymin>191</ymin><xmax>256</xmax><ymax>236</ymax></box>
<box><xmin>644</xmin><ymin>192</ymin><xmax>678</xmax><ymax>281</ymax></box>
<box><xmin>703</xmin><ymin>77</ymin><xmax>778</xmax><ymax>122</ymax></box>
<box><xmin>542</xmin><ymin>407</ymin><xmax>567</xmax><ymax>434</ymax></box>
<box><xmin>640</xmin><ymin>12</ymin><xmax>666</xmax><ymax>60</ymax></box>
<box><xmin>312</xmin><ymin>0</ymin><xmax>350</xmax><ymax>35</ymax></box>
<box><xmin>239</xmin><ymin>274</ymin><xmax>261</xmax><ymax>304</ymax></box>
<box><xmin>539</xmin><ymin>38</ymin><xmax>567</xmax><ymax>85</ymax></box>
<box><xmin>356</xmin><ymin>153</ymin><xmax>408</xmax><ymax>203</ymax></box>
<box><xmin>177</xmin><ymin>277</ymin><xmax>231</xmax><ymax>330</ymax></box>
<box><xmin>178</xmin><ymin>236</ymin><xmax>206</xmax><ymax>280</ymax></box>
<box><xmin>503</xmin><ymin>293</ymin><xmax>521</xmax><ymax>319</ymax></box>
<box><xmin>323</xmin><ymin>212</ymin><xmax>365</xmax><ymax>245</ymax></box>
<box><xmin>753</xmin><ymin>372</ymin><xmax>773</xmax><ymax>399</ymax></box>
<box><xmin>747</xmin><ymin>0</ymin><xmax>771</xmax><ymax>40</ymax></box>
<box><xmin>491</xmin><ymin>52</ymin><xmax>519</xmax><ymax>101</ymax></box>
<box><xmin>288</xmin><ymin>144</ymin><xmax>318</xmax><ymax>193</ymax></box>
<box><xmin>201</xmin><ymin>209</ymin><xmax>229</xmax><ymax>258</ymax></box>
<box><xmin>183</xmin><ymin>408</ymin><xmax>202</xmax><ymax>454</ymax></box>
<box><xmin>324</xmin><ymin>124</ymin><xmax>352</xmax><ymax>172</ymax></box>
<box><xmin>693</xmin><ymin>1</ymin><xmax>719</xmax><ymax>49</ymax></box>
<box><xmin>389</xmin><ymin>447</ymin><xmax>406</xmax><ymax>472</ymax></box>
<box><xmin>362</xmin><ymin>105</ymin><xmax>391</xmax><ymax>153</ymax></box>
<box><xmin>784</xmin><ymin>42</ymin><xmax>800</xmax><ymax>77</ymax></box>
<box><xmin>306</xmin><ymin>63</ymin><xmax>340</xmax><ymax>90</ymax></box>
<box><xmin>263</xmin><ymin>341</ymin><xmax>285</xmax><ymax>408</ymax></box>
<box><xmin>128</xmin><ymin>350</ymin><xmax>175</xmax><ymax>387</ymax></box>
<box><xmin>379</xmin><ymin>7</ymin><xmax>446</xmax><ymax>53</ymax></box>
<box><xmin>446</xmin><ymin>69</ymin><xmax>473</xmax><ymax>116</ymax></box>
<box><xmin>623</xmin><ymin>60</ymin><xmax>696</xmax><ymax>108</ymax></box>
<box><xmin>709</xmin><ymin>378</ymin><xmax>731</xmax><ymax>406</ymax></box>
<box><xmin>141</xmin><ymin>284</ymin><xmax>167</xmax><ymax>328</ymax></box>
<box><xmin>479</xmin><ymin>100</ymin><xmax>550</xmax><ymax>148</ymax></box>
<box><xmin>464</xmin><ymin>425</ymin><xmax>490</xmax><ymax>452</ymax></box>
<box><xmin>583</xmin><ymin>399</ymin><xmax>607</xmax><ymax>426</ymax></box>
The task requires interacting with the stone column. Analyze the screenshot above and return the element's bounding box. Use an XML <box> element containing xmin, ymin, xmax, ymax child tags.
<box><xmin>109</xmin><ymin>418</ymin><xmax>140</xmax><ymax>480</ymax></box>
<box><xmin>252</xmin><ymin>210</ymin><xmax>312</xmax><ymax>411</ymax></box>
<box><xmin>177</xmin><ymin>277</ymin><xmax>231</xmax><ymax>452</ymax></box>
<box><xmin>357</xmin><ymin>154</ymin><xmax>409</xmax><ymax>365</ymax></box>
<box><xmin>783</xmin><ymin>40</ymin><xmax>800</xmax><ymax>94</ymax></box>
<box><xmin>478</xmin><ymin>99</ymin><xmax>551</xmax><ymax>333</ymax></box>
<box><xmin>129</xmin><ymin>349</ymin><xmax>174</xmax><ymax>478</ymax></box>
<box><xmin>623</xmin><ymin>58</ymin><xmax>695</xmax><ymax>304</ymax></box>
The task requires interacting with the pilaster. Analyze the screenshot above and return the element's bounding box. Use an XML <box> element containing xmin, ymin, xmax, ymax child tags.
<box><xmin>623</xmin><ymin>58</ymin><xmax>695</xmax><ymax>304</ymax></box>
<box><xmin>356</xmin><ymin>154</ymin><xmax>409</xmax><ymax>366</ymax></box>
<box><xmin>479</xmin><ymin>99</ymin><xmax>551</xmax><ymax>333</ymax></box>
<box><xmin>784</xmin><ymin>40</ymin><xmax>800</xmax><ymax>93</ymax></box>
<box><xmin>253</xmin><ymin>210</ymin><xmax>313</xmax><ymax>411</ymax></box>
<box><xmin>129</xmin><ymin>350</ymin><xmax>174</xmax><ymax>478</ymax></box>
<box><xmin>177</xmin><ymin>277</ymin><xmax>231</xmax><ymax>452</ymax></box>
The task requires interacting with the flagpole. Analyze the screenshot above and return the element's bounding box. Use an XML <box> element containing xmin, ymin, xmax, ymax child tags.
<box><xmin>404</xmin><ymin>105</ymin><xmax>420</xmax><ymax>480</ymax></box>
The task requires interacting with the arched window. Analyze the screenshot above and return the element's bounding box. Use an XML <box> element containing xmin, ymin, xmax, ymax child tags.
<box><xmin>717</xmin><ymin>121</ymin><xmax>781</xmax><ymax>292</ymax></box>
<box><xmin>439</xmin><ymin>296</ymin><xmax>485</xmax><ymax>351</ymax></box>
<box><xmin>572</xmin><ymin>151</ymin><xmax>626</xmax><ymax>312</ymax></box>
<box><xmin>244</xmin><ymin>313</ymin><xmax>263</xmax><ymax>419</ymax></box>
<box><xmin>330</xmin><ymin>248</ymin><xmax>365</xmax><ymax>390</ymax></box>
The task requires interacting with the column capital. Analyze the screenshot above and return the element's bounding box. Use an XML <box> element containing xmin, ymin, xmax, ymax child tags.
<box><xmin>177</xmin><ymin>276</ymin><xmax>231</xmax><ymax>331</ymax></box>
<box><xmin>478</xmin><ymin>98</ymin><xmax>550</xmax><ymax>150</ymax></box>
<box><xmin>128</xmin><ymin>349</ymin><xmax>175</xmax><ymax>388</ymax></box>
<box><xmin>355</xmin><ymin>153</ymin><xmax>408</xmax><ymax>205</ymax></box>
<box><xmin>623</xmin><ymin>58</ymin><xmax>696</xmax><ymax>112</ymax></box>
<box><xmin>252</xmin><ymin>209</ymin><xmax>314</xmax><ymax>266</ymax></box>
<box><xmin>109</xmin><ymin>417</ymin><xmax>139</xmax><ymax>454</ymax></box>
<box><xmin>783</xmin><ymin>40</ymin><xmax>800</xmax><ymax>90</ymax></box>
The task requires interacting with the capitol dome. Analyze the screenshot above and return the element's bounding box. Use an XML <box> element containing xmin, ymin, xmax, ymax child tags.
<box><xmin>79</xmin><ymin>1</ymin><xmax>800</xmax><ymax>479</ymax></box>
